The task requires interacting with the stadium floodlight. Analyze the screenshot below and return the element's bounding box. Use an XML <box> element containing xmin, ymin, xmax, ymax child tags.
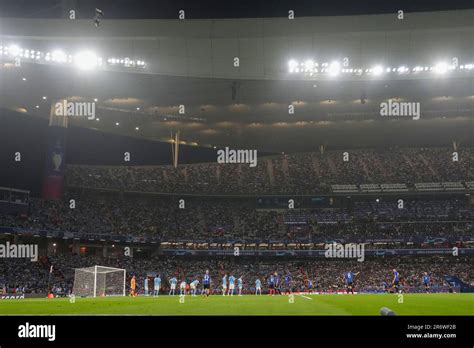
<box><xmin>304</xmin><ymin>59</ymin><xmax>315</xmax><ymax>72</ymax></box>
<box><xmin>72</xmin><ymin>266</ymin><xmax>126</xmax><ymax>297</ymax></box>
<box><xmin>372</xmin><ymin>65</ymin><xmax>384</xmax><ymax>76</ymax></box>
<box><xmin>328</xmin><ymin>61</ymin><xmax>341</xmax><ymax>76</ymax></box>
<box><xmin>433</xmin><ymin>62</ymin><xmax>448</xmax><ymax>74</ymax></box>
<box><xmin>288</xmin><ymin>60</ymin><xmax>298</xmax><ymax>73</ymax></box>
<box><xmin>74</xmin><ymin>50</ymin><xmax>98</xmax><ymax>70</ymax></box>
<box><xmin>397</xmin><ymin>66</ymin><xmax>408</xmax><ymax>74</ymax></box>
<box><xmin>51</xmin><ymin>50</ymin><xmax>67</xmax><ymax>63</ymax></box>
<box><xmin>8</xmin><ymin>44</ymin><xmax>21</xmax><ymax>57</ymax></box>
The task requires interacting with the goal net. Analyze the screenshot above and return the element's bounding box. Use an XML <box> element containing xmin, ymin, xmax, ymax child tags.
<box><xmin>72</xmin><ymin>266</ymin><xmax>126</xmax><ymax>297</ymax></box>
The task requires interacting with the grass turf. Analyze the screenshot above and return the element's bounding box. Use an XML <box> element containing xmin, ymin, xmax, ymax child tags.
<box><xmin>1</xmin><ymin>293</ymin><xmax>473</xmax><ymax>316</ymax></box>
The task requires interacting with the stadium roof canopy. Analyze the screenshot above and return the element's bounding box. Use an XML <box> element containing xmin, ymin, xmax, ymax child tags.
<box><xmin>0</xmin><ymin>9</ymin><xmax>473</xmax><ymax>152</ymax></box>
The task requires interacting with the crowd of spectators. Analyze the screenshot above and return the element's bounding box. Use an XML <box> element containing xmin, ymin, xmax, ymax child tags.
<box><xmin>1</xmin><ymin>255</ymin><xmax>471</xmax><ymax>295</ymax></box>
<box><xmin>66</xmin><ymin>147</ymin><xmax>474</xmax><ymax>195</ymax></box>
<box><xmin>1</xmin><ymin>194</ymin><xmax>472</xmax><ymax>245</ymax></box>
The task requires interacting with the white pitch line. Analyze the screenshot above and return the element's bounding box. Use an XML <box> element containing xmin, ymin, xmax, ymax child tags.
<box><xmin>297</xmin><ymin>295</ymin><xmax>312</xmax><ymax>300</ymax></box>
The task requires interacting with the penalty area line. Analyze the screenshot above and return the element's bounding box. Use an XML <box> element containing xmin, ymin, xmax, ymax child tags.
<box><xmin>297</xmin><ymin>295</ymin><xmax>312</xmax><ymax>300</ymax></box>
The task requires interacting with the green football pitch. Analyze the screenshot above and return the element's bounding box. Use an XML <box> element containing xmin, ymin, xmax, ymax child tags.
<box><xmin>1</xmin><ymin>293</ymin><xmax>473</xmax><ymax>315</ymax></box>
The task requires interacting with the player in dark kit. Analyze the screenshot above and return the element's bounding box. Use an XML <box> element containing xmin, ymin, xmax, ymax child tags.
<box><xmin>284</xmin><ymin>273</ymin><xmax>292</xmax><ymax>294</ymax></box>
<box><xmin>382</xmin><ymin>281</ymin><xmax>389</xmax><ymax>293</ymax></box>
<box><xmin>202</xmin><ymin>269</ymin><xmax>211</xmax><ymax>296</ymax></box>
<box><xmin>422</xmin><ymin>272</ymin><xmax>430</xmax><ymax>293</ymax></box>
<box><xmin>274</xmin><ymin>272</ymin><xmax>281</xmax><ymax>295</ymax></box>
<box><xmin>343</xmin><ymin>271</ymin><xmax>360</xmax><ymax>294</ymax></box>
<box><xmin>392</xmin><ymin>269</ymin><xmax>401</xmax><ymax>293</ymax></box>
<box><xmin>268</xmin><ymin>273</ymin><xmax>275</xmax><ymax>296</ymax></box>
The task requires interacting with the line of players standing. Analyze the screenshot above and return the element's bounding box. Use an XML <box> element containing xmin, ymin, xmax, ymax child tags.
<box><xmin>129</xmin><ymin>269</ymin><xmax>433</xmax><ymax>296</ymax></box>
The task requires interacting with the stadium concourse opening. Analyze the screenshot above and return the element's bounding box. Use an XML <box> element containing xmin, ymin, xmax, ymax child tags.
<box><xmin>0</xmin><ymin>0</ymin><xmax>473</xmax><ymax>346</ymax></box>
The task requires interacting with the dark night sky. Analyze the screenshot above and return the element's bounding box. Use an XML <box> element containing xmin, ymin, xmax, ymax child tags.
<box><xmin>0</xmin><ymin>0</ymin><xmax>473</xmax><ymax>19</ymax></box>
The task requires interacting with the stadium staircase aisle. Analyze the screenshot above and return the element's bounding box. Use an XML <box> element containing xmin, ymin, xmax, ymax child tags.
<box><xmin>418</xmin><ymin>154</ymin><xmax>438</xmax><ymax>177</ymax></box>
<box><xmin>265</xmin><ymin>159</ymin><xmax>275</xmax><ymax>186</ymax></box>
<box><xmin>196</xmin><ymin>209</ymin><xmax>206</xmax><ymax>233</ymax></box>
<box><xmin>402</xmin><ymin>154</ymin><xmax>417</xmax><ymax>173</ymax></box>
<box><xmin>362</xmin><ymin>156</ymin><xmax>376</xmax><ymax>179</ymax></box>
<box><xmin>216</xmin><ymin>166</ymin><xmax>221</xmax><ymax>185</ymax></box>
<box><xmin>237</xmin><ymin>165</ymin><xmax>243</xmax><ymax>185</ymax></box>
<box><xmin>311</xmin><ymin>154</ymin><xmax>321</xmax><ymax>177</ymax></box>
<box><xmin>129</xmin><ymin>168</ymin><xmax>135</xmax><ymax>182</ymax></box>
<box><xmin>183</xmin><ymin>167</ymin><xmax>189</xmax><ymax>183</ymax></box>
<box><xmin>281</xmin><ymin>156</ymin><xmax>290</xmax><ymax>180</ymax></box>
<box><xmin>232</xmin><ymin>214</ymin><xmax>243</xmax><ymax>237</ymax></box>
<box><xmin>327</xmin><ymin>156</ymin><xmax>338</xmax><ymax>177</ymax></box>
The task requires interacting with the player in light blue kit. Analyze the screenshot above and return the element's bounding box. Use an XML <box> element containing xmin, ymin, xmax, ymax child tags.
<box><xmin>179</xmin><ymin>280</ymin><xmax>187</xmax><ymax>296</ymax></box>
<box><xmin>144</xmin><ymin>276</ymin><xmax>149</xmax><ymax>296</ymax></box>
<box><xmin>153</xmin><ymin>274</ymin><xmax>161</xmax><ymax>296</ymax></box>
<box><xmin>237</xmin><ymin>276</ymin><xmax>243</xmax><ymax>296</ymax></box>
<box><xmin>222</xmin><ymin>274</ymin><xmax>227</xmax><ymax>296</ymax></box>
<box><xmin>228</xmin><ymin>275</ymin><xmax>236</xmax><ymax>296</ymax></box>
<box><xmin>190</xmin><ymin>279</ymin><xmax>199</xmax><ymax>296</ymax></box>
<box><xmin>255</xmin><ymin>278</ymin><xmax>262</xmax><ymax>295</ymax></box>
<box><xmin>169</xmin><ymin>276</ymin><xmax>178</xmax><ymax>296</ymax></box>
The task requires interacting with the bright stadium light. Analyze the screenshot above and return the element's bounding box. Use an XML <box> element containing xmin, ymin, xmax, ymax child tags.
<box><xmin>74</xmin><ymin>51</ymin><xmax>98</xmax><ymax>70</ymax></box>
<box><xmin>434</xmin><ymin>62</ymin><xmax>448</xmax><ymax>74</ymax></box>
<box><xmin>304</xmin><ymin>59</ymin><xmax>314</xmax><ymax>71</ymax></box>
<box><xmin>51</xmin><ymin>50</ymin><xmax>67</xmax><ymax>63</ymax></box>
<box><xmin>397</xmin><ymin>66</ymin><xmax>408</xmax><ymax>74</ymax></box>
<box><xmin>328</xmin><ymin>61</ymin><xmax>341</xmax><ymax>76</ymax></box>
<box><xmin>8</xmin><ymin>44</ymin><xmax>21</xmax><ymax>57</ymax></box>
<box><xmin>372</xmin><ymin>65</ymin><xmax>384</xmax><ymax>76</ymax></box>
<box><xmin>288</xmin><ymin>60</ymin><xmax>298</xmax><ymax>73</ymax></box>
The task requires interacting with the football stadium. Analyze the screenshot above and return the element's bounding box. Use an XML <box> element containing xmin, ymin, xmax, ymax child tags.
<box><xmin>0</xmin><ymin>0</ymin><xmax>473</xmax><ymax>345</ymax></box>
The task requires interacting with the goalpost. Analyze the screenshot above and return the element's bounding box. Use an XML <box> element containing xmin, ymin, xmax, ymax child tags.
<box><xmin>72</xmin><ymin>266</ymin><xmax>126</xmax><ymax>297</ymax></box>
